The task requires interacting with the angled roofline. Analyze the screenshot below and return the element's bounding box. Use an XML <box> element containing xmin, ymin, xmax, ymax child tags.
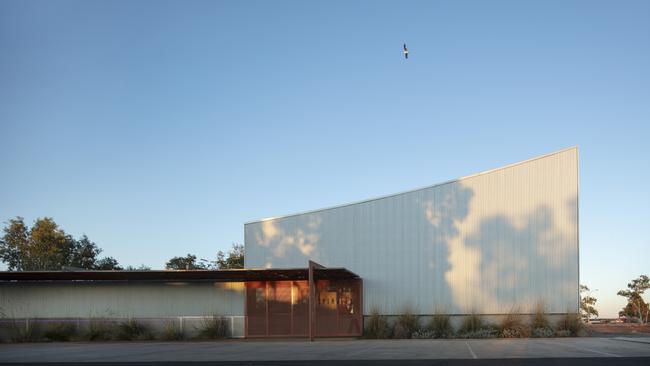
<box><xmin>245</xmin><ymin>146</ymin><xmax>578</xmax><ymax>225</ymax></box>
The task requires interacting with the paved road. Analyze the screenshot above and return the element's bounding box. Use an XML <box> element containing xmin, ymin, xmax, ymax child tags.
<box><xmin>1</xmin><ymin>337</ymin><xmax>649</xmax><ymax>364</ymax></box>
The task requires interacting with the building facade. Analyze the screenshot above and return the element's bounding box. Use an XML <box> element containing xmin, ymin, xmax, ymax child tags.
<box><xmin>1</xmin><ymin>148</ymin><xmax>579</xmax><ymax>338</ymax></box>
<box><xmin>245</xmin><ymin>147</ymin><xmax>579</xmax><ymax>316</ymax></box>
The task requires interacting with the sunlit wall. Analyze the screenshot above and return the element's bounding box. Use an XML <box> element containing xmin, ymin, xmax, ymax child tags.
<box><xmin>245</xmin><ymin>148</ymin><xmax>579</xmax><ymax>315</ymax></box>
<box><xmin>0</xmin><ymin>282</ymin><xmax>244</xmax><ymax>318</ymax></box>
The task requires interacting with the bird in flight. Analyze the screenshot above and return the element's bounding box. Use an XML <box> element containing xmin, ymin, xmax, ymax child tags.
<box><xmin>403</xmin><ymin>43</ymin><xmax>409</xmax><ymax>59</ymax></box>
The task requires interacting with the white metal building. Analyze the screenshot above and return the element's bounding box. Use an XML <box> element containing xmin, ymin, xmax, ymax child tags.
<box><xmin>0</xmin><ymin>147</ymin><xmax>579</xmax><ymax>338</ymax></box>
<box><xmin>245</xmin><ymin>147</ymin><xmax>579</xmax><ymax>315</ymax></box>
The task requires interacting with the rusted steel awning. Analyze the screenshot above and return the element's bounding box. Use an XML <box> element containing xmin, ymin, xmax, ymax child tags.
<box><xmin>0</xmin><ymin>267</ymin><xmax>359</xmax><ymax>283</ymax></box>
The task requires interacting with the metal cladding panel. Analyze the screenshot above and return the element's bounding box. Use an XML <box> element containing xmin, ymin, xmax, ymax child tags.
<box><xmin>0</xmin><ymin>282</ymin><xmax>245</xmax><ymax>318</ymax></box>
<box><xmin>245</xmin><ymin>148</ymin><xmax>579</xmax><ymax>315</ymax></box>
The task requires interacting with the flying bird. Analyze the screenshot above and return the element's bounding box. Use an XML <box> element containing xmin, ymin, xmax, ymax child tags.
<box><xmin>403</xmin><ymin>43</ymin><xmax>409</xmax><ymax>59</ymax></box>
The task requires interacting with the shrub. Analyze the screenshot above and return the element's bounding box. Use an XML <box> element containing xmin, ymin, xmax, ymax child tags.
<box><xmin>196</xmin><ymin>316</ymin><xmax>229</xmax><ymax>339</ymax></box>
<box><xmin>426</xmin><ymin>312</ymin><xmax>453</xmax><ymax>338</ymax></box>
<box><xmin>531</xmin><ymin>303</ymin><xmax>550</xmax><ymax>329</ymax></box>
<box><xmin>7</xmin><ymin>319</ymin><xmax>41</xmax><ymax>343</ymax></box>
<box><xmin>531</xmin><ymin>327</ymin><xmax>555</xmax><ymax>338</ymax></box>
<box><xmin>499</xmin><ymin>311</ymin><xmax>529</xmax><ymax>338</ymax></box>
<box><xmin>364</xmin><ymin>308</ymin><xmax>392</xmax><ymax>339</ymax></box>
<box><xmin>82</xmin><ymin>319</ymin><xmax>115</xmax><ymax>341</ymax></box>
<box><xmin>116</xmin><ymin>319</ymin><xmax>153</xmax><ymax>341</ymax></box>
<box><xmin>458</xmin><ymin>313</ymin><xmax>483</xmax><ymax>334</ymax></box>
<box><xmin>393</xmin><ymin>306</ymin><xmax>420</xmax><ymax>339</ymax></box>
<box><xmin>556</xmin><ymin>313</ymin><xmax>583</xmax><ymax>337</ymax></box>
<box><xmin>43</xmin><ymin>322</ymin><xmax>77</xmax><ymax>342</ymax></box>
<box><xmin>555</xmin><ymin>329</ymin><xmax>572</xmax><ymax>337</ymax></box>
<box><xmin>411</xmin><ymin>329</ymin><xmax>436</xmax><ymax>339</ymax></box>
<box><xmin>457</xmin><ymin>313</ymin><xmax>500</xmax><ymax>338</ymax></box>
<box><xmin>161</xmin><ymin>321</ymin><xmax>184</xmax><ymax>341</ymax></box>
<box><xmin>457</xmin><ymin>327</ymin><xmax>499</xmax><ymax>339</ymax></box>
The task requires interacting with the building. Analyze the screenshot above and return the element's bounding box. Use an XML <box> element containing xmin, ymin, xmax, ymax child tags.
<box><xmin>0</xmin><ymin>266</ymin><xmax>360</xmax><ymax>339</ymax></box>
<box><xmin>244</xmin><ymin>146</ymin><xmax>579</xmax><ymax>323</ymax></box>
<box><xmin>0</xmin><ymin>147</ymin><xmax>579</xmax><ymax>338</ymax></box>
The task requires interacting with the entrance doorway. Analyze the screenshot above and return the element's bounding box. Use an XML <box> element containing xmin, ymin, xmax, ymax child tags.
<box><xmin>245</xmin><ymin>278</ymin><xmax>362</xmax><ymax>337</ymax></box>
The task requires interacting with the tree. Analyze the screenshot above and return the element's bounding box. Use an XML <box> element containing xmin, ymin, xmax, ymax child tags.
<box><xmin>620</xmin><ymin>294</ymin><xmax>649</xmax><ymax>323</ymax></box>
<box><xmin>165</xmin><ymin>244</ymin><xmax>244</xmax><ymax>271</ymax></box>
<box><xmin>94</xmin><ymin>257</ymin><xmax>122</xmax><ymax>270</ymax></box>
<box><xmin>165</xmin><ymin>254</ymin><xmax>207</xmax><ymax>270</ymax></box>
<box><xmin>580</xmin><ymin>284</ymin><xmax>599</xmax><ymax>322</ymax></box>
<box><xmin>124</xmin><ymin>264</ymin><xmax>151</xmax><ymax>271</ymax></box>
<box><xmin>0</xmin><ymin>216</ymin><xmax>121</xmax><ymax>271</ymax></box>
<box><xmin>69</xmin><ymin>235</ymin><xmax>103</xmax><ymax>269</ymax></box>
<box><xmin>0</xmin><ymin>217</ymin><xmax>29</xmax><ymax>270</ymax></box>
<box><xmin>216</xmin><ymin>243</ymin><xmax>244</xmax><ymax>269</ymax></box>
<box><xmin>617</xmin><ymin>275</ymin><xmax>650</xmax><ymax>324</ymax></box>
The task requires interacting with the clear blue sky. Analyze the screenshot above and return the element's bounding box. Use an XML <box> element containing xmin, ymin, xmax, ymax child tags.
<box><xmin>1</xmin><ymin>0</ymin><xmax>648</xmax><ymax>317</ymax></box>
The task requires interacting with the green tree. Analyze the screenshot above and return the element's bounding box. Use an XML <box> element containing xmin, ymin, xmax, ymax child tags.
<box><xmin>69</xmin><ymin>235</ymin><xmax>103</xmax><ymax>269</ymax></box>
<box><xmin>617</xmin><ymin>275</ymin><xmax>650</xmax><ymax>324</ymax></box>
<box><xmin>0</xmin><ymin>216</ymin><xmax>121</xmax><ymax>271</ymax></box>
<box><xmin>165</xmin><ymin>244</ymin><xmax>244</xmax><ymax>270</ymax></box>
<box><xmin>94</xmin><ymin>257</ymin><xmax>123</xmax><ymax>270</ymax></box>
<box><xmin>0</xmin><ymin>217</ymin><xmax>30</xmax><ymax>270</ymax></box>
<box><xmin>216</xmin><ymin>243</ymin><xmax>244</xmax><ymax>269</ymax></box>
<box><xmin>579</xmin><ymin>284</ymin><xmax>599</xmax><ymax>322</ymax></box>
<box><xmin>165</xmin><ymin>254</ymin><xmax>207</xmax><ymax>270</ymax></box>
<box><xmin>124</xmin><ymin>264</ymin><xmax>151</xmax><ymax>271</ymax></box>
<box><xmin>620</xmin><ymin>294</ymin><xmax>649</xmax><ymax>323</ymax></box>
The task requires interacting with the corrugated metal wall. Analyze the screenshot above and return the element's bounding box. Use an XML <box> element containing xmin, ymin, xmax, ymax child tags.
<box><xmin>0</xmin><ymin>282</ymin><xmax>244</xmax><ymax>318</ymax></box>
<box><xmin>245</xmin><ymin>148</ymin><xmax>579</xmax><ymax>315</ymax></box>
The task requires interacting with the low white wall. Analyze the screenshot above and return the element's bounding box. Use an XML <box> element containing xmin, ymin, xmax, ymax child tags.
<box><xmin>0</xmin><ymin>282</ymin><xmax>245</xmax><ymax>318</ymax></box>
<box><xmin>0</xmin><ymin>316</ymin><xmax>246</xmax><ymax>339</ymax></box>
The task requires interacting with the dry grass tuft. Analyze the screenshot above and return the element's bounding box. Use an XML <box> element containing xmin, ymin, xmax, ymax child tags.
<box><xmin>427</xmin><ymin>311</ymin><xmax>453</xmax><ymax>338</ymax></box>
<box><xmin>393</xmin><ymin>306</ymin><xmax>420</xmax><ymax>339</ymax></box>
<box><xmin>196</xmin><ymin>316</ymin><xmax>229</xmax><ymax>339</ymax></box>
<box><xmin>364</xmin><ymin>308</ymin><xmax>392</xmax><ymax>339</ymax></box>
<box><xmin>499</xmin><ymin>309</ymin><xmax>529</xmax><ymax>338</ymax></box>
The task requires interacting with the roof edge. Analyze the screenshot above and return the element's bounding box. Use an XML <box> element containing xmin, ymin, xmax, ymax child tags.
<box><xmin>0</xmin><ymin>267</ymin><xmax>360</xmax><ymax>283</ymax></box>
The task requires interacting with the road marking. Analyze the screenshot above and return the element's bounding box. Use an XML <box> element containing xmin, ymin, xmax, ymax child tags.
<box><xmin>465</xmin><ymin>341</ymin><xmax>477</xmax><ymax>359</ymax></box>
<box><xmin>551</xmin><ymin>340</ymin><xmax>622</xmax><ymax>358</ymax></box>
<box><xmin>571</xmin><ymin>345</ymin><xmax>621</xmax><ymax>358</ymax></box>
<box><xmin>611</xmin><ymin>337</ymin><xmax>650</xmax><ymax>345</ymax></box>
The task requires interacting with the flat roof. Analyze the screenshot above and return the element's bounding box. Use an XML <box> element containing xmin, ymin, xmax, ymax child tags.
<box><xmin>0</xmin><ymin>267</ymin><xmax>360</xmax><ymax>284</ymax></box>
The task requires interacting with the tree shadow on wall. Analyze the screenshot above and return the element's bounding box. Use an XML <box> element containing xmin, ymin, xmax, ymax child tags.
<box><xmin>246</xmin><ymin>212</ymin><xmax>323</xmax><ymax>268</ymax></box>
<box><xmin>413</xmin><ymin>182</ymin><xmax>474</xmax><ymax>313</ymax></box>
<box><xmin>463</xmin><ymin>202</ymin><xmax>578</xmax><ymax>314</ymax></box>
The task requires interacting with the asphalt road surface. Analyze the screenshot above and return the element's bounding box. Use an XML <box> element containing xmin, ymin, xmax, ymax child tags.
<box><xmin>1</xmin><ymin>337</ymin><xmax>649</xmax><ymax>365</ymax></box>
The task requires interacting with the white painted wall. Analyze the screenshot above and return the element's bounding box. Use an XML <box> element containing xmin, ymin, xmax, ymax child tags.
<box><xmin>0</xmin><ymin>282</ymin><xmax>244</xmax><ymax>318</ymax></box>
<box><xmin>245</xmin><ymin>148</ymin><xmax>579</xmax><ymax>315</ymax></box>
